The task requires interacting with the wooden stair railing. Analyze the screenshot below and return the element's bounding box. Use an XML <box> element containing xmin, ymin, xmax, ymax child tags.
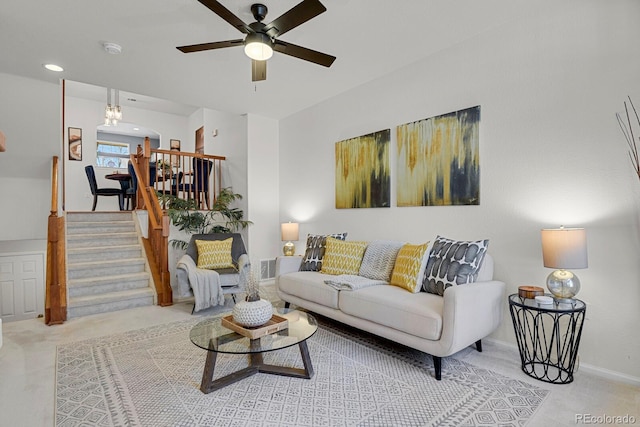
<box><xmin>130</xmin><ymin>139</ymin><xmax>172</xmax><ymax>306</ymax></box>
<box><xmin>130</xmin><ymin>137</ymin><xmax>225</xmax><ymax>307</ymax></box>
<box><xmin>45</xmin><ymin>156</ymin><xmax>67</xmax><ymax>325</ymax></box>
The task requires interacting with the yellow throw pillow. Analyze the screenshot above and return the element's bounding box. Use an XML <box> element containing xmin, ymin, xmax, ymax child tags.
<box><xmin>195</xmin><ymin>238</ymin><xmax>234</xmax><ymax>270</ymax></box>
<box><xmin>390</xmin><ymin>242</ymin><xmax>430</xmax><ymax>292</ymax></box>
<box><xmin>321</xmin><ymin>237</ymin><xmax>368</xmax><ymax>275</ymax></box>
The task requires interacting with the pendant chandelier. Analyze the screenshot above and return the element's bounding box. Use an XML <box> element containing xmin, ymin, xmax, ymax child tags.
<box><xmin>104</xmin><ymin>88</ymin><xmax>122</xmax><ymax>126</ymax></box>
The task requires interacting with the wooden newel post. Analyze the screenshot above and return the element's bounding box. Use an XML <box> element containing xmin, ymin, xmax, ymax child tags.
<box><xmin>46</xmin><ymin>214</ymin><xmax>67</xmax><ymax>325</ymax></box>
<box><xmin>45</xmin><ymin>156</ymin><xmax>66</xmax><ymax>325</ymax></box>
<box><xmin>159</xmin><ymin>213</ymin><xmax>173</xmax><ymax>306</ymax></box>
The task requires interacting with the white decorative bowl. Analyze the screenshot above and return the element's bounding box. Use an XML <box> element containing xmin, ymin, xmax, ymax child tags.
<box><xmin>232</xmin><ymin>299</ymin><xmax>273</xmax><ymax>327</ymax></box>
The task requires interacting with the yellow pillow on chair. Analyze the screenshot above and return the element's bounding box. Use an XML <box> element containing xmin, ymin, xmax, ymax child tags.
<box><xmin>195</xmin><ymin>238</ymin><xmax>234</xmax><ymax>270</ymax></box>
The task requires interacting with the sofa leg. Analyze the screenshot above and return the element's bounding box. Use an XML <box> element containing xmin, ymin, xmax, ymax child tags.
<box><xmin>284</xmin><ymin>301</ymin><xmax>290</xmax><ymax>309</ymax></box>
<box><xmin>433</xmin><ymin>356</ymin><xmax>442</xmax><ymax>380</ymax></box>
<box><xmin>475</xmin><ymin>339</ymin><xmax>483</xmax><ymax>353</ymax></box>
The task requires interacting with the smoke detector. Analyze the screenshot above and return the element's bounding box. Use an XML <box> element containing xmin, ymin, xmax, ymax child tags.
<box><xmin>103</xmin><ymin>42</ymin><xmax>122</xmax><ymax>55</ymax></box>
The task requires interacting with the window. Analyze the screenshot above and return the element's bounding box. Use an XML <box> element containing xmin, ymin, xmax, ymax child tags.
<box><xmin>96</xmin><ymin>141</ymin><xmax>130</xmax><ymax>168</ymax></box>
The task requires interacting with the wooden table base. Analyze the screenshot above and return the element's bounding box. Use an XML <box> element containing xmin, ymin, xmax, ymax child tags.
<box><xmin>200</xmin><ymin>339</ymin><xmax>314</xmax><ymax>394</ymax></box>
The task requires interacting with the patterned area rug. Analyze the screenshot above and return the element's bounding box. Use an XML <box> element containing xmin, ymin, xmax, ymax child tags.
<box><xmin>55</xmin><ymin>315</ymin><xmax>548</xmax><ymax>426</ymax></box>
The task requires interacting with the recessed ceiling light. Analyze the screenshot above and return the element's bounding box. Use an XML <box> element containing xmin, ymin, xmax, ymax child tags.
<box><xmin>44</xmin><ymin>64</ymin><xmax>64</xmax><ymax>72</ymax></box>
<box><xmin>133</xmin><ymin>127</ymin><xmax>140</xmax><ymax>131</ymax></box>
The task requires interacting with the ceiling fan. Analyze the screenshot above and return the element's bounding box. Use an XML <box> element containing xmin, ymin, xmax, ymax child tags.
<box><xmin>177</xmin><ymin>0</ymin><xmax>336</xmax><ymax>81</ymax></box>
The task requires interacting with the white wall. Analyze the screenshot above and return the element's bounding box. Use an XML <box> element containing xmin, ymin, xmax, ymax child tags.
<box><xmin>279</xmin><ymin>0</ymin><xmax>640</xmax><ymax>381</ymax></box>
<box><xmin>64</xmin><ymin>96</ymin><xmax>190</xmax><ymax>212</ymax></box>
<box><xmin>0</xmin><ymin>73</ymin><xmax>60</xmax><ymax>240</ymax></box>
<box><xmin>246</xmin><ymin>114</ymin><xmax>280</xmax><ymax>268</ymax></box>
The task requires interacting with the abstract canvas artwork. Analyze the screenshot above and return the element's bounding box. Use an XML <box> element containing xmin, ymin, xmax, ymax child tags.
<box><xmin>397</xmin><ymin>106</ymin><xmax>480</xmax><ymax>206</ymax></box>
<box><xmin>335</xmin><ymin>129</ymin><xmax>391</xmax><ymax>208</ymax></box>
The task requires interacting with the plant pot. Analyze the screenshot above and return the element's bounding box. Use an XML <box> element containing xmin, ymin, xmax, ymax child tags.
<box><xmin>232</xmin><ymin>299</ymin><xmax>273</xmax><ymax>327</ymax></box>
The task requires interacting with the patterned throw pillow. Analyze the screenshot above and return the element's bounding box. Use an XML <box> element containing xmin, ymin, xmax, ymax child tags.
<box><xmin>359</xmin><ymin>240</ymin><xmax>405</xmax><ymax>281</ymax></box>
<box><xmin>299</xmin><ymin>233</ymin><xmax>348</xmax><ymax>272</ymax></box>
<box><xmin>321</xmin><ymin>238</ymin><xmax>368</xmax><ymax>275</ymax></box>
<box><xmin>422</xmin><ymin>235</ymin><xmax>489</xmax><ymax>296</ymax></box>
<box><xmin>389</xmin><ymin>242</ymin><xmax>430</xmax><ymax>293</ymax></box>
<box><xmin>195</xmin><ymin>238</ymin><xmax>234</xmax><ymax>270</ymax></box>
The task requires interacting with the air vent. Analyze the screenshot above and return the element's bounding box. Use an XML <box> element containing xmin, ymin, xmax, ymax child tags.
<box><xmin>260</xmin><ymin>258</ymin><xmax>276</xmax><ymax>281</ymax></box>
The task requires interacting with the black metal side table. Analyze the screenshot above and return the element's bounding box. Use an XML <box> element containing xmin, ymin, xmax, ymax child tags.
<box><xmin>508</xmin><ymin>293</ymin><xmax>586</xmax><ymax>384</ymax></box>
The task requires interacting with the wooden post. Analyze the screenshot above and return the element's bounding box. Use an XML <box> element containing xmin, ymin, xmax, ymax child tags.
<box><xmin>45</xmin><ymin>156</ymin><xmax>66</xmax><ymax>325</ymax></box>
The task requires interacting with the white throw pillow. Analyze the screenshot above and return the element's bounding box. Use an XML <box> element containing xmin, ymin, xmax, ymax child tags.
<box><xmin>358</xmin><ymin>240</ymin><xmax>405</xmax><ymax>281</ymax></box>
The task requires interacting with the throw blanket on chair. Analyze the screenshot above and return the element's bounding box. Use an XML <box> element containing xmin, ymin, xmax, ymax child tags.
<box><xmin>324</xmin><ymin>275</ymin><xmax>388</xmax><ymax>291</ymax></box>
<box><xmin>177</xmin><ymin>255</ymin><xmax>225</xmax><ymax>312</ymax></box>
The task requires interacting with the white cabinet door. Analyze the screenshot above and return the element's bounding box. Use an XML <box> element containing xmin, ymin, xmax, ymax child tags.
<box><xmin>0</xmin><ymin>253</ymin><xmax>45</xmax><ymax>322</ymax></box>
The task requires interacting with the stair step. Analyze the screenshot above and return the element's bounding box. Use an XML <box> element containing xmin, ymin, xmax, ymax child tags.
<box><xmin>68</xmin><ymin>272</ymin><xmax>151</xmax><ymax>297</ymax></box>
<box><xmin>67</xmin><ymin>244</ymin><xmax>143</xmax><ymax>263</ymax></box>
<box><xmin>67</xmin><ymin>220</ymin><xmax>135</xmax><ymax>235</ymax></box>
<box><xmin>64</xmin><ymin>211</ymin><xmax>156</xmax><ymax>319</ymax></box>
<box><xmin>67</xmin><ymin>211</ymin><xmax>134</xmax><ymax>223</ymax></box>
<box><xmin>68</xmin><ymin>258</ymin><xmax>146</xmax><ymax>279</ymax></box>
<box><xmin>67</xmin><ymin>232</ymin><xmax>139</xmax><ymax>249</ymax></box>
<box><xmin>67</xmin><ymin>289</ymin><xmax>155</xmax><ymax>318</ymax></box>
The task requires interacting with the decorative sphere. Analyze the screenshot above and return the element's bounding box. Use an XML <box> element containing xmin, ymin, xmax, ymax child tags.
<box><xmin>232</xmin><ymin>299</ymin><xmax>273</xmax><ymax>327</ymax></box>
<box><xmin>546</xmin><ymin>269</ymin><xmax>581</xmax><ymax>299</ymax></box>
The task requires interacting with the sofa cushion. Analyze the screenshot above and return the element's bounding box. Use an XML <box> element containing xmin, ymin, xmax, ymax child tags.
<box><xmin>278</xmin><ymin>271</ymin><xmax>340</xmax><ymax>309</ymax></box>
<box><xmin>339</xmin><ymin>285</ymin><xmax>444</xmax><ymax>340</ymax></box>
<box><xmin>321</xmin><ymin>238</ymin><xmax>368</xmax><ymax>275</ymax></box>
<box><xmin>423</xmin><ymin>235</ymin><xmax>489</xmax><ymax>296</ymax></box>
<box><xmin>389</xmin><ymin>242</ymin><xmax>430</xmax><ymax>293</ymax></box>
<box><xmin>358</xmin><ymin>240</ymin><xmax>405</xmax><ymax>281</ymax></box>
<box><xmin>195</xmin><ymin>238</ymin><xmax>234</xmax><ymax>270</ymax></box>
<box><xmin>299</xmin><ymin>233</ymin><xmax>348</xmax><ymax>272</ymax></box>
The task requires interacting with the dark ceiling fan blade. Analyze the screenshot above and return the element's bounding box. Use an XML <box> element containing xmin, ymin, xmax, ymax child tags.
<box><xmin>197</xmin><ymin>0</ymin><xmax>252</xmax><ymax>34</ymax></box>
<box><xmin>273</xmin><ymin>40</ymin><xmax>336</xmax><ymax>67</ymax></box>
<box><xmin>177</xmin><ymin>39</ymin><xmax>244</xmax><ymax>53</ymax></box>
<box><xmin>252</xmin><ymin>60</ymin><xmax>267</xmax><ymax>81</ymax></box>
<box><xmin>263</xmin><ymin>0</ymin><xmax>326</xmax><ymax>38</ymax></box>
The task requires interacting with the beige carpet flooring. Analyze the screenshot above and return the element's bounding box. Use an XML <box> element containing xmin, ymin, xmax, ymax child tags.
<box><xmin>0</xmin><ymin>284</ymin><xmax>638</xmax><ymax>426</ymax></box>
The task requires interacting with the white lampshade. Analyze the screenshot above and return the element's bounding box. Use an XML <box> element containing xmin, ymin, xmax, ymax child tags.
<box><xmin>541</xmin><ymin>227</ymin><xmax>588</xmax><ymax>301</ymax></box>
<box><xmin>541</xmin><ymin>227</ymin><xmax>588</xmax><ymax>269</ymax></box>
<box><xmin>281</xmin><ymin>222</ymin><xmax>299</xmax><ymax>242</ymax></box>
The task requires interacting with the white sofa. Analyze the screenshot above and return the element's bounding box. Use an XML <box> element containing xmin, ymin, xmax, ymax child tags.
<box><xmin>276</xmin><ymin>253</ymin><xmax>505</xmax><ymax>380</ymax></box>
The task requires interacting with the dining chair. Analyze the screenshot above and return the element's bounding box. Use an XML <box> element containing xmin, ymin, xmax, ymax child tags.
<box><xmin>84</xmin><ymin>165</ymin><xmax>125</xmax><ymax>211</ymax></box>
<box><xmin>125</xmin><ymin>161</ymin><xmax>137</xmax><ymax>210</ymax></box>
<box><xmin>172</xmin><ymin>158</ymin><xmax>213</xmax><ymax>209</ymax></box>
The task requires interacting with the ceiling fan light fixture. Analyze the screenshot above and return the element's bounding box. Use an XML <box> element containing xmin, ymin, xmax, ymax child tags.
<box><xmin>244</xmin><ymin>33</ymin><xmax>273</xmax><ymax>61</ymax></box>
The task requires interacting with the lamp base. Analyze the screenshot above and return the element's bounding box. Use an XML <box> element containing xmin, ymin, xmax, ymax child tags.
<box><xmin>546</xmin><ymin>269</ymin><xmax>581</xmax><ymax>301</ymax></box>
<box><xmin>283</xmin><ymin>241</ymin><xmax>295</xmax><ymax>256</ymax></box>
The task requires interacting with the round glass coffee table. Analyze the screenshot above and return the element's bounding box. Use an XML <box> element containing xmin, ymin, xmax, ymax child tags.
<box><xmin>190</xmin><ymin>309</ymin><xmax>318</xmax><ymax>393</ymax></box>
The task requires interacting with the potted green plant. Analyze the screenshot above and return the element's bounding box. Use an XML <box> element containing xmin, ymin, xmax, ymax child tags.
<box><xmin>156</xmin><ymin>159</ymin><xmax>173</xmax><ymax>180</ymax></box>
<box><xmin>160</xmin><ymin>187</ymin><xmax>252</xmax><ymax>250</ymax></box>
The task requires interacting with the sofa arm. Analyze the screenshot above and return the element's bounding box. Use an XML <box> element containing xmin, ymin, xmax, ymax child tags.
<box><xmin>438</xmin><ymin>280</ymin><xmax>506</xmax><ymax>356</ymax></box>
<box><xmin>275</xmin><ymin>256</ymin><xmax>303</xmax><ymax>277</ymax></box>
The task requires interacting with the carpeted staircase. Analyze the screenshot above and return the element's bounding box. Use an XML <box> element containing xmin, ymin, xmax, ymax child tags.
<box><xmin>66</xmin><ymin>211</ymin><xmax>156</xmax><ymax>318</ymax></box>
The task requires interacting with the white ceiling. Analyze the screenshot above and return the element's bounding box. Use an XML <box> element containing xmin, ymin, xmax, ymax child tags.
<box><xmin>0</xmin><ymin>0</ymin><xmax>538</xmax><ymax>120</ymax></box>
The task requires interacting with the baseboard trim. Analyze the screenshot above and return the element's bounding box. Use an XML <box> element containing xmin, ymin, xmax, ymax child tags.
<box><xmin>485</xmin><ymin>337</ymin><xmax>640</xmax><ymax>387</ymax></box>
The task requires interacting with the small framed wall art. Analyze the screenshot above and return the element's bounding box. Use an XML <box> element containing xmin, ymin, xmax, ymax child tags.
<box><xmin>68</xmin><ymin>127</ymin><xmax>82</xmax><ymax>161</ymax></box>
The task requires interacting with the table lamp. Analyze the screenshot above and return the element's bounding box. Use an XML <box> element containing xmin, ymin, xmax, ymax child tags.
<box><xmin>541</xmin><ymin>227</ymin><xmax>588</xmax><ymax>302</ymax></box>
<box><xmin>281</xmin><ymin>222</ymin><xmax>299</xmax><ymax>256</ymax></box>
